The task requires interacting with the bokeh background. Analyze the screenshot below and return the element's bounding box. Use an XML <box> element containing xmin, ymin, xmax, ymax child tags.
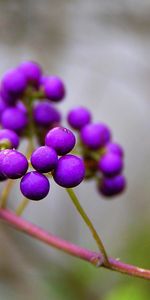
<box><xmin>0</xmin><ymin>0</ymin><xmax>150</xmax><ymax>299</ymax></box>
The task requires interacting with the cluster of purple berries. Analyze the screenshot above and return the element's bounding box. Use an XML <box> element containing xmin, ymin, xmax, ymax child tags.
<box><xmin>0</xmin><ymin>61</ymin><xmax>65</xmax><ymax>139</ymax></box>
<box><xmin>0</xmin><ymin>126</ymin><xmax>85</xmax><ymax>200</ymax></box>
<box><xmin>67</xmin><ymin>106</ymin><xmax>126</xmax><ymax>197</ymax></box>
<box><xmin>0</xmin><ymin>60</ymin><xmax>126</xmax><ymax>202</ymax></box>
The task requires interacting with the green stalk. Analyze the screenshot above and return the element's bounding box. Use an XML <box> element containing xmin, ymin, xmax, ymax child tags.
<box><xmin>16</xmin><ymin>197</ymin><xmax>29</xmax><ymax>216</ymax></box>
<box><xmin>66</xmin><ymin>188</ymin><xmax>109</xmax><ymax>266</ymax></box>
<box><xmin>0</xmin><ymin>180</ymin><xmax>14</xmax><ymax>208</ymax></box>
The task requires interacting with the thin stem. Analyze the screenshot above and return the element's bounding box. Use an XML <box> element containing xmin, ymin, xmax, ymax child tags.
<box><xmin>66</xmin><ymin>188</ymin><xmax>109</xmax><ymax>266</ymax></box>
<box><xmin>0</xmin><ymin>208</ymin><xmax>149</xmax><ymax>280</ymax></box>
<box><xmin>0</xmin><ymin>180</ymin><xmax>14</xmax><ymax>208</ymax></box>
<box><xmin>16</xmin><ymin>197</ymin><xmax>30</xmax><ymax>216</ymax></box>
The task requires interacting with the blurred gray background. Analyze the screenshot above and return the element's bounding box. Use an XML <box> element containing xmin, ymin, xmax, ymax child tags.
<box><xmin>0</xmin><ymin>1</ymin><xmax>150</xmax><ymax>299</ymax></box>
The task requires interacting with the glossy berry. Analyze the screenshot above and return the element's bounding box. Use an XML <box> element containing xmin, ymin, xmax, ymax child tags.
<box><xmin>67</xmin><ymin>106</ymin><xmax>91</xmax><ymax>130</ymax></box>
<box><xmin>1</xmin><ymin>149</ymin><xmax>28</xmax><ymax>179</ymax></box>
<box><xmin>53</xmin><ymin>154</ymin><xmax>85</xmax><ymax>188</ymax></box>
<box><xmin>45</xmin><ymin>127</ymin><xmax>76</xmax><ymax>155</ymax></box>
<box><xmin>1</xmin><ymin>107</ymin><xmax>28</xmax><ymax>133</ymax></box>
<box><xmin>20</xmin><ymin>171</ymin><xmax>50</xmax><ymax>200</ymax></box>
<box><xmin>99</xmin><ymin>175</ymin><xmax>126</xmax><ymax>197</ymax></box>
<box><xmin>0</xmin><ymin>129</ymin><xmax>19</xmax><ymax>148</ymax></box>
<box><xmin>2</xmin><ymin>68</ymin><xmax>27</xmax><ymax>98</ymax></box>
<box><xmin>98</xmin><ymin>153</ymin><xmax>123</xmax><ymax>177</ymax></box>
<box><xmin>80</xmin><ymin>123</ymin><xmax>111</xmax><ymax>150</ymax></box>
<box><xmin>43</xmin><ymin>76</ymin><xmax>65</xmax><ymax>102</ymax></box>
<box><xmin>105</xmin><ymin>142</ymin><xmax>124</xmax><ymax>158</ymax></box>
<box><xmin>31</xmin><ymin>146</ymin><xmax>58</xmax><ymax>173</ymax></box>
<box><xmin>33</xmin><ymin>101</ymin><xmax>61</xmax><ymax>127</ymax></box>
<box><xmin>19</xmin><ymin>61</ymin><xmax>42</xmax><ymax>87</ymax></box>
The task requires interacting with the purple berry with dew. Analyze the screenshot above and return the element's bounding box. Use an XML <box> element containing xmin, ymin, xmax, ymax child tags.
<box><xmin>98</xmin><ymin>174</ymin><xmax>126</xmax><ymax>197</ymax></box>
<box><xmin>98</xmin><ymin>153</ymin><xmax>123</xmax><ymax>177</ymax></box>
<box><xmin>33</xmin><ymin>101</ymin><xmax>61</xmax><ymax>127</ymax></box>
<box><xmin>53</xmin><ymin>154</ymin><xmax>85</xmax><ymax>188</ymax></box>
<box><xmin>1</xmin><ymin>107</ymin><xmax>28</xmax><ymax>134</ymax></box>
<box><xmin>20</xmin><ymin>171</ymin><xmax>50</xmax><ymax>200</ymax></box>
<box><xmin>80</xmin><ymin>123</ymin><xmax>111</xmax><ymax>150</ymax></box>
<box><xmin>0</xmin><ymin>129</ymin><xmax>19</xmax><ymax>148</ymax></box>
<box><xmin>45</xmin><ymin>127</ymin><xmax>76</xmax><ymax>156</ymax></box>
<box><xmin>43</xmin><ymin>76</ymin><xmax>65</xmax><ymax>102</ymax></box>
<box><xmin>19</xmin><ymin>61</ymin><xmax>42</xmax><ymax>87</ymax></box>
<box><xmin>2</xmin><ymin>68</ymin><xmax>27</xmax><ymax>98</ymax></box>
<box><xmin>1</xmin><ymin>149</ymin><xmax>28</xmax><ymax>179</ymax></box>
<box><xmin>105</xmin><ymin>142</ymin><xmax>124</xmax><ymax>158</ymax></box>
<box><xmin>67</xmin><ymin>106</ymin><xmax>91</xmax><ymax>130</ymax></box>
<box><xmin>31</xmin><ymin>146</ymin><xmax>58</xmax><ymax>173</ymax></box>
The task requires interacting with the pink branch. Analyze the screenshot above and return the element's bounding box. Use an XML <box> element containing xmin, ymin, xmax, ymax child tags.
<box><xmin>0</xmin><ymin>208</ymin><xmax>150</xmax><ymax>280</ymax></box>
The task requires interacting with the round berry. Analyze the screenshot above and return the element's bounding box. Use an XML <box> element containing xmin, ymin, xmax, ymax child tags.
<box><xmin>31</xmin><ymin>146</ymin><xmax>58</xmax><ymax>173</ymax></box>
<box><xmin>1</xmin><ymin>149</ymin><xmax>28</xmax><ymax>179</ymax></box>
<box><xmin>105</xmin><ymin>142</ymin><xmax>124</xmax><ymax>158</ymax></box>
<box><xmin>43</xmin><ymin>76</ymin><xmax>65</xmax><ymax>102</ymax></box>
<box><xmin>80</xmin><ymin>123</ymin><xmax>111</xmax><ymax>150</ymax></box>
<box><xmin>53</xmin><ymin>154</ymin><xmax>85</xmax><ymax>188</ymax></box>
<box><xmin>0</xmin><ymin>129</ymin><xmax>19</xmax><ymax>148</ymax></box>
<box><xmin>33</xmin><ymin>101</ymin><xmax>61</xmax><ymax>127</ymax></box>
<box><xmin>98</xmin><ymin>175</ymin><xmax>126</xmax><ymax>197</ymax></box>
<box><xmin>19</xmin><ymin>61</ymin><xmax>42</xmax><ymax>87</ymax></box>
<box><xmin>1</xmin><ymin>107</ymin><xmax>28</xmax><ymax>134</ymax></box>
<box><xmin>2</xmin><ymin>68</ymin><xmax>27</xmax><ymax>98</ymax></box>
<box><xmin>20</xmin><ymin>171</ymin><xmax>50</xmax><ymax>200</ymax></box>
<box><xmin>67</xmin><ymin>106</ymin><xmax>91</xmax><ymax>130</ymax></box>
<box><xmin>45</xmin><ymin>127</ymin><xmax>76</xmax><ymax>155</ymax></box>
<box><xmin>98</xmin><ymin>153</ymin><xmax>123</xmax><ymax>177</ymax></box>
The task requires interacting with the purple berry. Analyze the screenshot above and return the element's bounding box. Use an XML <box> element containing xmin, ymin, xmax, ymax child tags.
<box><xmin>67</xmin><ymin>106</ymin><xmax>91</xmax><ymax>130</ymax></box>
<box><xmin>105</xmin><ymin>142</ymin><xmax>124</xmax><ymax>158</ymax></box>
<box><xmin>45</xmin><ymin>127</ymin><xmax>76</xmax><ymax>155</ymax></box>
<box><xmin>98</xmin><ymin>153</ymin><xmax>123</xmax><ymax>177</ymax></box>
<box><xmin>33</xmin><ymin>101</ymin><xmax>61</xmax><ymax>127</ymax></box>
<box><xmin>19</xmin><ymin>61</ymin><xmax>42</xmax><ymax>87</ymax></box>
<box><xmin>99</xmin><ymin>175</ymin><xmax>126</xmax><ymax>197</ymax></box>
<box><xmin>1</xmin><ymin>107</ymin><xmax>28</xmax><ymax>134</ymax></box>
<box><xmin>0</xmin><ymin>129</ymin><xmax>19</xmax><ymax>148</ymax></box>
<box><xmin>20</xmin><ymin>171</ymin><xmax>50</xmax><ymax>200</ymax></box>
<box><xmin>53</xmin><ymin>154</ymin><xmax>85</xmax><ymax>188</ymax></box>
<box><xmin>1</xmin><ymin>149</ymin><xmax>28</xmax><ymax>179</ymax></box>
<box><xmin>2</xmin><ymin>68</ymin><xmax>27</xmax><ymax>98</ymax></box>
<box><xmin>80</xmin><ymin>123</ymin><xmax>111</xmax><ymax>150</ymax></box>
<box><xmin>31</xmin><ymin>146</ymin><xmax>58</xmax><ymax>173</ymax></box>
<box><xmin>43</xmin><ymin>76</ymin><xmax>65</xmax><ymax>102</ymax></box>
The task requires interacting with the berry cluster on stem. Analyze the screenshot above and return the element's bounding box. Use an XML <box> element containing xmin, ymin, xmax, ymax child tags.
<box><xmin>0</xmin><ymin>61</ymin><xmax>149</xmax><ymax>281</ymax></box>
